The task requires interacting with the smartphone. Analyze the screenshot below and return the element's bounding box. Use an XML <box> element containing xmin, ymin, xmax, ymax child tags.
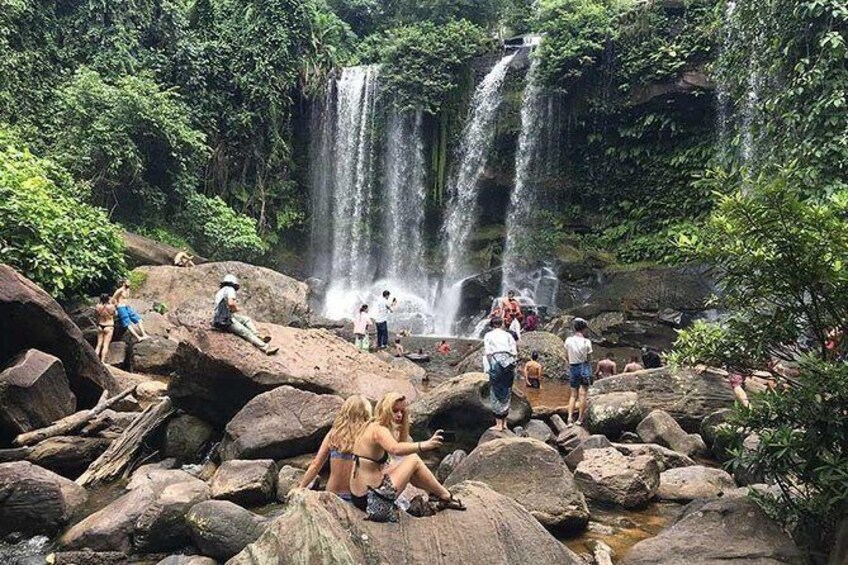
<box><xmin>440</xmin><ymin>430</ymin><xmax>457</xmax><ymax>442</ymax></box>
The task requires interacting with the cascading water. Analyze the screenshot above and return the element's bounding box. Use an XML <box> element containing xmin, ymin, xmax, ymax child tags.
<box><xmin>501</xmin><ymin>52</ymin><xmax>563</xmax><ymax>316</ymax></box>
<box><xmin>434</xmin><ymin>53</ymin><xmax>516</xmax><ymax>334</ymax></box>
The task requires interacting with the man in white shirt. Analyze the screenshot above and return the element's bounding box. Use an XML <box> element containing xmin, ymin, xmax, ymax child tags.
<box><xmin>213</xmin><ymin>274</ymin><xmax>278</xmax><ymax>355</ymax></box>
<box><xmin>373</xmin><ymin>290</ymin><xmax>396</xmax><ymax>350</ymax></box>
<box><xmin>565</xmin><ymin>317</ymin><xmax>592</xmax><ymax>426</ymax></box>
<box><xmin>483</xmin><ymin>317</ymin><xmax>518</xmax><ymax>431</ymax></box>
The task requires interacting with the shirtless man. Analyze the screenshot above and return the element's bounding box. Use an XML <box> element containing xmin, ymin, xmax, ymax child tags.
<box><xmin>173</xmin><ymin>251</ymin><xmax>195</xmax><ymax>268</ymax></box>
<box><xmin>596</xmin><ymin>353</ymin><xmax>617</xmax><ymax>379</ymax></box>
<box><xmin>112</xmin><ymin>279</ymin><xmax>149</xmax><ymax>341</ymax></box>
<box><xmin>94</xmin><ymin>294</ymin><xmax>116</xmax><ymax>362</ymax></box>
<box><xmin>623</xmin><ymin>355</ymin><xmax>643</xmax><ymax>373</ymax></box>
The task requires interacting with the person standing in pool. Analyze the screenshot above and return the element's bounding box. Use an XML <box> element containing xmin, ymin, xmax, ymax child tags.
<box><xmin>565</xmin><ymin>318</ymin><xmax>593</xmax><ymax>426</ymax></box>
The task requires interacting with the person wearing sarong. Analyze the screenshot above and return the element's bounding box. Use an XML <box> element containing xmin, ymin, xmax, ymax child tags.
<box><xmin>482</xmin><ymin>317</ymin><xmax>518</xmax><ymax>431</ymax></box>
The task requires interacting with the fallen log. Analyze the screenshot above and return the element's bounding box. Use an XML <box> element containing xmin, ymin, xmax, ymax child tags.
<box><xmin>76</xmin><ymin>397</ymin><xmax>174</xmax><ymax>487</ymax></box>
<box><xmin>0</xmin><ymin>446</ymin><xmax>31</xmax><ymax>463</ymax></box>
<box><xmin>14</xmin><ymin>385</ymin><xmax>137</xmax><ymax>447</ymax></box>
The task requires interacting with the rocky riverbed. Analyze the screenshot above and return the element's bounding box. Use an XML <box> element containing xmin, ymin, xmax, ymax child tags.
<box><xmin>0</xmin><ymin>260</ymin><xmax>810</xmax><ymax>564</ymax></box>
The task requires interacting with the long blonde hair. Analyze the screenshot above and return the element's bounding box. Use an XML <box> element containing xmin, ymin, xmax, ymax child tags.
<box><xmin>373</xmin><ymin>392</ymin><xmax>410</xmax><ymax>442</ymax></box>
<box><xmin>328</xmin><ymin>395</ymin><xmax>372</xmax><ymax>453</ymax></box>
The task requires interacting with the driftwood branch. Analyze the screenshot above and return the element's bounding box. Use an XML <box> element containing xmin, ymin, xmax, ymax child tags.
<box><xmin>76</xmin><ymin>397</ymin><xmax>174</xmax><ymax>487</ymax></box>
<box><xmin>14</xmin><ymin>385</ymin><xmax>138</xmax><ymax>447</ymax></box>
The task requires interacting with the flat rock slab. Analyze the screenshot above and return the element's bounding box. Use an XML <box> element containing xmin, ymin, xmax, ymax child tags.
<box><xmin>210</xmin><ymin>459</ymin><xmax>277</xmax><ymax>506</ymax></box>
<box><xmin>656</xmin><ymin>465</ymin><xmax>737</xmax><ymax>501</ymax></box>
<box><xmin>169</xmin><ymin>325</ymin><xmax>416</xmax><ymax>425</ymax></box>
<box><xmin>611</xmin><ymin>442</ymin><xmax>696</xmax><ymax>472</ymax></box>
<box><xmin>445</xmin><ymin>438</ymin><xmax>589</xmax><ymax>533</ymax></box>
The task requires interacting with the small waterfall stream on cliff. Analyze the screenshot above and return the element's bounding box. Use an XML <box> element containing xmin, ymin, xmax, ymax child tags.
<box><xmin>433</xmin><ymin>53</ymin><xmax>517</xmax><ymax>334</ymax></box>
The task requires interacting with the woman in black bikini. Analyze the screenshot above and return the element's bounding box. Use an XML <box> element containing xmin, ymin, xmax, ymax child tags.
<box><xmin>350</xmin><ymin>392</ymin><xmax>465</xmax><ymax>521</ymax></box>
<box><xmin>298</xmin><ymin>395</ymin><xmax>372</xmax><ymax>501</ymax></box>
<box><xmin>94</xmin><ymin>294</ymin><xmax>116</xmax><ymax>363</ymax></box>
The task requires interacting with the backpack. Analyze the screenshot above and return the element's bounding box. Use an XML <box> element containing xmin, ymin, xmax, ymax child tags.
<box><xmin>212</xmin><ymin>298</ymin><xmax>233</xmax><ymax>329</ymax></box>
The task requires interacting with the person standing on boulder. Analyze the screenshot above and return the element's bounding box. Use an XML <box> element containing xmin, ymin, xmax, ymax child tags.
<box><xmin>483</xmin><ymin>317</ymin><xmax>518</xmax><ymax>431</ymax></box>
<box><xmin>353</xmin><ymin>304</ymin><xmax>372</xmax><ymax>351</ymax></box>
<box><xmin>112</xmin><ymin>279</ymin><xmax>150</xmax><ymax>341</ymax></box>
<box><xmin>212</xmin><ymin>274</ymin><xmax>278</xmax><ymax>355</ymax></box>
<box><xmin>565</xmin><ymin>318</ymin><xmax>593</xmax><ymax>427</ymax></box>
<box><xmin>374</xmin><ymin>290</ymin><xmax>396</xmax><ymax>350</ymax></box>
<box><xmin>94</xmin><ymin>293</ymin><xmax>116</xmax><ymax>363</ymax></box>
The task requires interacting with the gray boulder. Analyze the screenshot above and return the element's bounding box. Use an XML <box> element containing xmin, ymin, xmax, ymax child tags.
<box><xmin>186</xmin><ymin>500</ymin><xmax>266</xmax><ymax>561</ymax></box>
<box><xmin>0</xmin><ymin>461</ymin><xmax>87</xmax><ymax>537</ymax></box>
<box><xmin>623</xmin><ymin>496</ymin><xmax>805</xmax><ymax>564</ymax></box>
<box><xmin>611</xmin><ymin>443</ymin><xmax>696</xmax><ymax>472</ymax></box>
<box><xmin>275</xmin><ymin>465</ymin><xmax>306</xmax><ymax>501</ymax></box>
<box><xmin>563</xmin><ymin>435</ymin><xmax>613</xmax><ymax>470</ymax></box>
<box><xmin>133</xmin><ymin>479</ymin><xmax>211</xmax><ymax>552</ymax></box>
<box><xmin>478</xmin><ymin>427</ymin><xmax>517</xmax><ymax>445</ymax></box>
<box><xmin>555</xmin><ymin>425</ymin><xmax>591</xmax><ymax>454</ymax></box>
<box><xmin>409</xmin><ymin>373</ymin><xmax>532</xmax><ymax>452</ymax></box>
<box><xmin>445</xmin><ymin>438</ymin><xmax>589</xmax><ymax>533</ymax></box>
<box><xmin>0</xmin><ymin>350</ymin><xmax>76</xmax><ymax>440</ymax></box>
<box><xmin>163</xmin><ymin>414</ymin><xmax>215</xmax><ymax>463</ymax></box>
<box><xmin>156</xmin><ymin>556</ymin><xmax>217</xmax><ymax>565</ymax></box>
<box><xmin>636</xmin><ymin>409</ymin><xmax>707</xmax><ymax>457</ymax></box>
<box><xmin>574</xmin><ymin>447</ymin><xmax>660</xmax><ymax>508</ymax></box>
<box><xmin>523</xmin><ymin>419</ymin><xmax>554</xmax><ymax>443</ymax></box>
<box><xmin>585</xmin><ymin>391</ymin><xmax>644</xmax><ymax>438</ymax></box>
<box><xmin>590</xmin><ymin>368</ymin><xmax>735</xmax><ymax>432</ymax></box>
<box><xmin>210</xmin><ymin>459</ymin><xmax>277</xmax><ymax>506</ymax></box>
<box><xmin>131</xmin><ymin>337</ymin><xmax>179</xmax><ymax>375</ymax></box>
<box><xmin>436</xmin><ymin>449</ymin><xmax>468</xmax><ymax>483</ymax></box>
<box><xmin>656</xmin><ymin>466</ymin><xmax>737</xmax><ymax>502</ymax></box>
<box><xmin>220</xmin><ymin>386</ymin><xmax>342</xmax><ymax>461</ymax></box>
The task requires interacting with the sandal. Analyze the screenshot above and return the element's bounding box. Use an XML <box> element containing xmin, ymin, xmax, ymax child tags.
<box><xmin>429</xmin><ymin>493</ymin><xmax>466</xmax><ymax>512</ymax></box>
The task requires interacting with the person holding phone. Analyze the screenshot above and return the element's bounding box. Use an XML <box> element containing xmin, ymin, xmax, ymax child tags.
<box><xmin>350</xmin><ymin>392</ymin><xmax>466</xmax><ymax>522</ymax></box>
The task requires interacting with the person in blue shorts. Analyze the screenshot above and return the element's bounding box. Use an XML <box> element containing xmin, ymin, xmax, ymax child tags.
<box><xmin>112</xmin><ymin>279</ymin><xmax>150</xmax><ymax>341</ymax></box>
<box><xmin>565</xmin><ymin>317</ymin><xmax>592</xmax><ymax>426</ymax></box>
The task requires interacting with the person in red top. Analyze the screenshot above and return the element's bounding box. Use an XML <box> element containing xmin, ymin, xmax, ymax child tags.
<box><xmin>522</xmin><ymin>310</ymin><xmax>539</xmax><ymax>332</ymax></box>
<box><xmin>436</xmin><ymin>340</ymin><xmax>451</xmax><ymax>354</ymax></box>
<box><xmin>501</xmin><ymin>290</ymin><xmax>522</xmax><ymax>327</ymax></box>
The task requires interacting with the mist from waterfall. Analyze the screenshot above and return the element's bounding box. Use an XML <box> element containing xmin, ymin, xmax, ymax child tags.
<box><xmin>434</xmin><ymin>52</ymin><xmax>516</xmax><ymax>334</ymax></box>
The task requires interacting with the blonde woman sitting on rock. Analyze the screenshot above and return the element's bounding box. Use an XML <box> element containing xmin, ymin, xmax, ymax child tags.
<box><xmin>298</xmin><ymin>395</ymin><xmax>373</xmax><ymax>502</ymax></box>
<box><xmin>350</xmin><ymin>392</ymin><xmax>465</xmax><ymax>522</ymax></box>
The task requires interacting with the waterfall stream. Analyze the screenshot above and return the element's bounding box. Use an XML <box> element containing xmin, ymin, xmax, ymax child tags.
<box><xmin>433</xmin><ymin>53</ymin><xmax>516</xmax><ymax>334</ymax></box>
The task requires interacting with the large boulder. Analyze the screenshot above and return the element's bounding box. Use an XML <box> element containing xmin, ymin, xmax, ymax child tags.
<box><xmin>0</xmin><ymin>461</ymin><xmax>87</xmax><ymax>537</ymax></box>
<box><xmin>445</xmin><ymin>438</ymin><xmax>589</xmax><ymax>533</ymax></box>
<box><xmin>228</xmin><ymin>483</ymin><xmax>584</xmax><ymax>565</ymax></box>
<box><xmin>275</xmin><ymin>465</ymin><xmax>306</xmax><ymax>501</ymax></box>
<box><xmin>132</xmin><ymin>261</ymin><xmax>308</xmax><ymax>327</ymax></box>
<box><xmin>131</xmin><ymin>336</ymin><xmax>179</xmax><ymax>375</ymax></box>
<box><xmin>591</xmin><ymin>368</ymin><xmax>735</xmax><ymax>432</ymax></box>
<box><xmin>168</xmin><ymin>325</ymin><xmax>416</xmax><ymax>425</ymax></box>
<box><xmin>623</xmin><ymin>496</ymin><xmax>805</xmax><ymax>564</ymax></box>
<box><xmin>409</xmin><ymin>373</ymin><xmax>531</xmax><ymax>452</ymax></box>
<box><xmin>60</xmin><ymin>472</ymin><xmax>208</xmax><ymax>553</ymax></box>
<box><xmin>0</xmin><ymin>349</ymin><xmax>76</xmax><ymax>440</ymax></box>
<box><xmin>220</xmin><ymin>386</ymin><xmax>343</xmax><ymax>460</ymax></box>
<box><xmin>0</xmin><ymin>265</ymin><xmax>117</xmax><ymax>406</ymax></box>
<box><xmin>122</xmin><ymin>231</ymin><xmax>206</xmax><ymax>268</ymax></box>
<box><xmin>186</xmin><ymin>500</ymin><xmax>266</xmax><ymax>561</ymax></box>
<box><xmin>636</xmin><ymin>410</ymin><xmax>707</xmax><ymax>457</ymax></box>
<box><xmin>656</xmin><ymin>466</ymin><xmax>737</xmax><ymax>502</ymax></box>
<box><xmin>162</xmin><ymin>414</ymin><xmax>215</xmax><ymax>463</ymax></box>
<box><xmin>611</xmin><ymin>443</ymin><xmax>696</xmax><ymax>472</ymax></box>
<box><xmin>585</xmin><ymin>391</ymin><xmax>644</xmax><ymax>438</ymax></box>
<box><xmin>585</xmin><ymin>266</ymin><xmax>713</xmax><ymax>312</ymax></box>
<box><xmin>573</xmin><ymin>447</ymin><xmax>660</xmax><ymax>508</ymax></box>
<box><xmin>563</xmin><ymin>434</ymin><xmax>613</xmax><ymax>469</ymax></box>
<box><xmin>210</xmin><ymin>459</ymin><xmax>277</xmax><ymax>506</ymax></box>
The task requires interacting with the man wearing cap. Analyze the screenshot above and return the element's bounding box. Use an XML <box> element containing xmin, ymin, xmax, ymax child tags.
<box><xmin>213</xmin><ymin>274</ymin><xmax>279</xmax><ymax>355</ymax></box>
<box><xmin>565</xmin><ymin>317</ymin><xmax>592</xmax><ymax>426</ymax></box>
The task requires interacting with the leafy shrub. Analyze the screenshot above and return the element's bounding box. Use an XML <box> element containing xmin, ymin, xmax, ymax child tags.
<box><xmin>724</xmin><ymin>358</ymin><xmax>848</xmax><ymax>556</ymax></box>
<box><xmin>358</xmin><ymin>19</ymin><xmax>491</xmax><ymax>113</ymax></box>
<box><xmin>0</xmin><ymin>132</ymin><xmax>126</xmax><ymax>299</ymax></box>
<box><xmin>181</xmin><ymin>193</ymin><xmax>266</xmax><ymax>261</ymax></box>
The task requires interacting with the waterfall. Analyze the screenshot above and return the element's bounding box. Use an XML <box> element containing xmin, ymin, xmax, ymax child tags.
<box><xmin>308</xmin><ymin>79</ymin><xmax>336</xmax><ymax>281</ymax></box>
<box><xmin>383</xmin><ymin>110</ymin><xmax>428</xmax><ymax>289</ymax></box>
<box><xmin>434</xmin><ymin>53</ymin><xmax>516</xmax><ymax>334</ymax></box>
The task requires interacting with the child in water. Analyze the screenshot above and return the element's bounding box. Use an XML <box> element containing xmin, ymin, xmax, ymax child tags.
<box><xmin>523</xmin><ymin>350</ymin><xmax>543</xmax><ymax>389</ymax></box>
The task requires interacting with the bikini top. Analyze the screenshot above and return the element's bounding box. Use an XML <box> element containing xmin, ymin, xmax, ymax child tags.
<box><xmin>329</xmin><ymin>448</ymin><xmax>354</xmax><ymax>461</ymax></box>
<box><xmin>352</xmin><ymin>449</ymin><xmax>390</xmax><ymax>476</ymax></box>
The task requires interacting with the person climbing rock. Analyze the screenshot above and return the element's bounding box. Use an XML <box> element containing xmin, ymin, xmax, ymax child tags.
<box><xmin>112</xmin><ymin>278</ymin><xmax>150</xmax><ymax>341</ymax></box>
<box><xmin>94</xmin><ymin>293</ymin><xmax>116</xmax><ymax>363</ymax></box>
<box><xmin>212</xmin><ymin>274</ymin><xmax>278</xmax><ymax>355</ymax></box>
<box><xmin>483</xmin><ymin>317</ymin><xmax>518</xmax><ymax>431</ymax></box>
<box><xmin>173</xmin><ymin>250</ymin><xmax>195</xmax><ymax>267</ymax></box>
<box><xmin>565</xmin><ymin>318</ymin><xmax>592</xmax><ymax>426</ymax></box>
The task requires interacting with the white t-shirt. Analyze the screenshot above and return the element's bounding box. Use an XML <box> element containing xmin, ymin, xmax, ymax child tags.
<box><xmin>484</xmin><ymin>328</ymin><xmax>517</xmax><ymax>356</ymax></box>
<box><xmin>374</xmin><ymin>297</ymin><xmax>393</xmax><ymax>324</ymax></box>
<box><xmin>353</xmin><ymin>311</ymin><xmax>370</xmax><ymax>334</ymax></box>
<box><xmin>214</xmin><ymin>286</ymin><xmax>236</xmax><ymax>307</ymax></box>
<box><xmin>565</xmin><ymin>334</ymin><xmax>592</xmax><ymax>364</ymax></box>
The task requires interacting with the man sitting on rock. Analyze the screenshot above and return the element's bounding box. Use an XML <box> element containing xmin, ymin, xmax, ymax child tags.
<box><xmin>213</xmin><ymin>274</ymin><xmax>278</xmax><ymax>355</ymax></box>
